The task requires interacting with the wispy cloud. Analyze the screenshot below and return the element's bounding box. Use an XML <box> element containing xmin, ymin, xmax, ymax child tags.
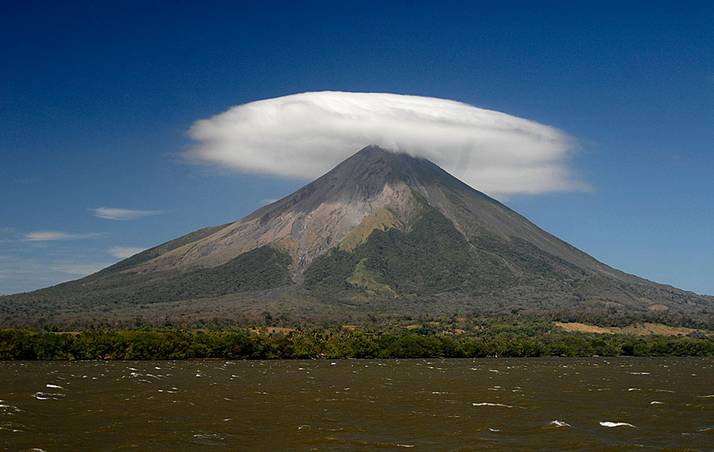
<box><xmin>0</xmin><ymin>227</ymin><xmax>17</xmax><ymax>243</ymax></box>
<box><xmin>51</xmin><ymin>262</ymin><xmax>111</xmax><ymax>276</ymax></box>
<box><xmin>184</xmin><ymin>91</ymin><xmax>588</xmax><ymax>197</ymax></box>
<box><xmin>24</xmin><ymin>231</ymin><xmax>102</xmax><ymax>242</ymax></box>
<box><xmin>261</xmin><ymin>198</ymin><xmax>279</xmax><ymax>206</ymax></box>
<box><xmin>91</xmin><ymin>207</ymin><xmax>164</xmax><ymax>221</ymax></box>
<box><xmin>0</xmin><ymin>256</ymin><xmax>108</xmax><ymax>294</ymax></box>
<box><xmin>108</xmin><ymin>246</ymin><xmax>146</xmax><ymax>259</ymax></box>
<box><xmin>0</xmin><ymin>258</ymin><xmax>55</xmax><ymax>287</ymax></box>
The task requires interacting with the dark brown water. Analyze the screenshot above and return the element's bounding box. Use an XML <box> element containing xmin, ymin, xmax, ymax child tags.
<box><xmin>1</xmin><ymin>358</ymin><xmax>712</xmax><ymax>450</ymax></box>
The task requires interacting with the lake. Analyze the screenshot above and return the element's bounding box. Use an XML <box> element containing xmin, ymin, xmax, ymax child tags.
<box><xmin>1</xmin><ymin>358</ymin><xmax>712</xmax><ymax>450</ymax></box>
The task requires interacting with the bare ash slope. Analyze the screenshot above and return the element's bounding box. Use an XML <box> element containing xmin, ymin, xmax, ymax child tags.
<box><xmin>126</xmin><ymin>146</ymin><xmax>633</xmax><ymax>278</ymax></box>
<box><xmin>1</xmin><ymin>146</ymin><xmax>712</xmax><ymax>326</ymax></box>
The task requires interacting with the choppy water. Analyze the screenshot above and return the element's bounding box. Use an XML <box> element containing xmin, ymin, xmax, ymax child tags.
<box><xmin>1</xmin><ymin>358</ymin><xmax>712</xmax><ymax>450</ymax></box>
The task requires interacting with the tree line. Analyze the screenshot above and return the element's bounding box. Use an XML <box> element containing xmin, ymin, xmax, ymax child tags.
<box><xmin>0</xmin><ymin>328</ymin><xmax>712</xmax><ymax>360</ymax></box>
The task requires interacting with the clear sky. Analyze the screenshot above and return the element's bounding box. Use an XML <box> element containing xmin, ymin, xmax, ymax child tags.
<box><xmin>1</xmin><ymin>1</ymin><xmax>712</xmax><ymax>295</ymax></box>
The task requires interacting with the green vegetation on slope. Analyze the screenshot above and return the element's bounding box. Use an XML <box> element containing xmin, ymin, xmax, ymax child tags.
<box><xmin>0</xmin><ymin>245</ymin><xmax>292</xmax><ymax>313</ymax></box>
<box><xmin>112</xmin><ymin>244</ymin><xmax>293</xmax><ymax>302</ymax></box>
<box><xmin>179</xmin><ymin>245</ymin><xmax>292</xmax><ymax>295</ymax></box>
<box><xmin>305</xmin><ymin>208</ymin><xmax>482</xmax><ymax>296</ymax></box>
<box><xmin>305</xmin><ymin>206</ymin><xmax>589</xmax><ymax>298</ymax></box>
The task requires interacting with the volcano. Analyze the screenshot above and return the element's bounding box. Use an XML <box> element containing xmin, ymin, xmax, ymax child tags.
<box><xmin>2</xmin><ymin>146</ymin><xmax>711</xmax><ymax>326</ymax></box>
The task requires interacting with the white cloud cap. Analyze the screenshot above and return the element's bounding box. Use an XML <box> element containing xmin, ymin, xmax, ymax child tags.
<box><xmin>92</xmin><ymin>207</ymin><xmax>164</xmax><ymax>221</ymax></box>
<box><xmin>184</xmin><ymin>91</ymin><xmax>587</xmax><ymax>196</ymax></box>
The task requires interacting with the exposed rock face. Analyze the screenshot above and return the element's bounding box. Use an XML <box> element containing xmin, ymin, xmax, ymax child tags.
<box><xmin>131</xmin><ymin>146</ymin><xmax>624</xmax><ymax>278</ymax></box>
<box><xmin>1</xmin><ymin>145</ymin><xmax>712</xmax><ymax>325</ymax></box>
<box><xmin>134</xmin><ymin>146</ymin><xmax>430</xmax><ymax>273</ymax></box>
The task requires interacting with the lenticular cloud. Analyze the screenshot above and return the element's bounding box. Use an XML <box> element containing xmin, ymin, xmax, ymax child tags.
<box><xmin>184</xmin><ymin>91</ymin><xmax>586</xmax><ymax>196</ymax></box>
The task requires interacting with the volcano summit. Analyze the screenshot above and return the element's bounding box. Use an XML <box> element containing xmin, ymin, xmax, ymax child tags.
<box><xmin>2</xmin><ymin>146</ymin><xmax>711</xmax><ymax>326</ymax></box>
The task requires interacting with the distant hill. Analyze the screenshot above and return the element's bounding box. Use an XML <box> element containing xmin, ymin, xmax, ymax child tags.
<box><xmin>2</xmin><ymin>146</ymin><xmax>712</xmax><ymax>328</ymax></box>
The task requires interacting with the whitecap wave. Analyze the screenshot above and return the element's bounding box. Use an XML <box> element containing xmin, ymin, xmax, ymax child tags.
<box><xmin>33</xmin><ymin>392</ymin><xmax>65</xmax><ymax>401</ymax></box>
<box><xmin>549</xmin><ymin>420</ymin><xmax>571</xmax><ymax>427</ymax></box>
<box><xmin>192</xmin><ymin>432</ymin><xmax>224</xmax><ymax>441</ymax></box>
<box><xmin>0</xmin><ymin>403</ymin><xmax>21</xmax><ymax>413</ymax></box>
<box><xmin>472</xmin><ymin>402</ymin><xmax>513</xmax><ymax>408</ymax></box>
<box><xmin>600</xmin><ymin>421</ymin><xmax>635</xmax><ymax>428</ymax></box>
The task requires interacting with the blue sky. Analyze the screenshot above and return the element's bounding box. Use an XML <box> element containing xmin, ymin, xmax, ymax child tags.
<box><xmin>1</xmin><ymin>1</ymin><xmax>712</xmax><ymax>295</ymax></box>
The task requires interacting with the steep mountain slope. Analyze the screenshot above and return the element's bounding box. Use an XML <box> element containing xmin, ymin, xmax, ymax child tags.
<box><xmin>1</xmin><ymin>146</ymin><xmax>711</xmax><ymax>326</ymax></box>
